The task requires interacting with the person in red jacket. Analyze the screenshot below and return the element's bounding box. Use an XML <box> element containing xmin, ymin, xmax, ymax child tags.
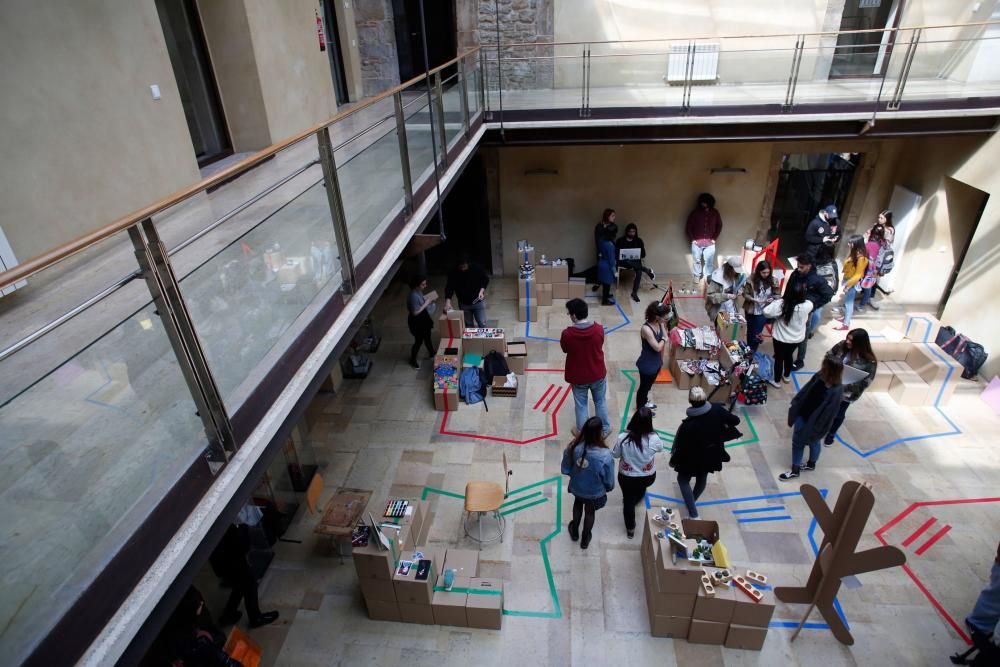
<box><xmin>686</xmin><ymin>192</ymin><xmax>723</xmax><ymax>285</ymax></box>
<box><xmin>561</xmin><ymin>298</ymin><xmax>611</xmax><ymax>437</ymax></box>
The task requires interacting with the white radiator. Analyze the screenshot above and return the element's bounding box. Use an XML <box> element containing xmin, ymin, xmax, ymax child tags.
<box><xmin>666</xmin><ymin>43</ymin><xmax>720</xmax><ymax>84</ymax></box>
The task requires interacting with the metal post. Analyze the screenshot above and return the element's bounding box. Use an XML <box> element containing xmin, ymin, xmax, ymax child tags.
<box><xmin>579</xmin><ymin>44</ymin><xmax>588</xmax><ymax>117</ymax></box>
<box><xmin>585</xmin><ymin>45</ymin><xmax>592</xmax><ymax>117</ymax></box>
<box><xmin>433</xmin><ymin>71</ymin><xmax>448</xmax><ymax>167</ymax></box>
<box><xmin>886</xmin><ymin>28</ymin><xmax>921</xmax><ymax>111</ymax></box>
<box><xmin>459</xmin><ymin>59</ymin><xmax>471</xmax><ymax>138</ymax></box>
<box><xmin>783</xmin><ymin>35</ymin><xmax>805</xmax><ymax>111</ymax></box>
<box><xmin>481</xmin><ymin>49</ymin><xmax>491</xmax><ymax>120</ymax></box>
<box><xmin>393</xmin><ymin>92</ymin><xmax>414</xmax><ymax>216</ymax></box>
<box><xmin>316</xmin><ymin>127</ymin><xmax>357</xmax><ymax>296</ymax></box>
<box><xmin>128</xmin><ymin>222</ymin><xmax>235</xmax><ymax>471</ymax></box>
<box><xmin>682</xmin><ymin>41</ymin><xmax>696</xmax><ymax>113</ymax></box>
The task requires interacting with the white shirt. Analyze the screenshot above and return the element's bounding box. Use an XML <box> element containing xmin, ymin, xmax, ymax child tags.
<box><xmin>612</xmin><ymin>432</ymin><xmax>664</xmax><ymax>477</ymax></box>
<box><xmin>763</xmin><ymin>299</ymin><xmax>815</xmax><ymax>344</ymax></box>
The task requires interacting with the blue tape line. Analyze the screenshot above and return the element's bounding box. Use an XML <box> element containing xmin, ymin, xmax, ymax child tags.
<box><xmin>523</xmin><ymin>277</ymin><xmax>630</xmax><ymax>342</ymax></box>
<box><xmin>737</xmin><ymin>515</ymin><xmax>793</xmax><ymax>523</ymax></box>
<box><xmin>732</xmin><ymin>506</ymin><xmax>788</xmax><ymax>514</ymax></box>
<box><xmin>792</xmin><ymin>316</ymin><xmax>961</xmax><ymax>459</ymax></box>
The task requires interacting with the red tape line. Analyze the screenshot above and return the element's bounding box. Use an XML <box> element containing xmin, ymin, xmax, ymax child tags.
<box><xmin>901</xmin><ymin>517</ymin><xmax>937</xmax><ymax>547</ymax></box>
<box><xmin>914</xmin><ymin>524</ymin><xmax>951</xmax><ymax>556</ymax></box>
<box><xmin>533</xmin><ymin>384</ymin><xmax>554</xmax><ymax>410</ymax></box>
<box><xmin>542</xmin><ymin>385</ymin><xmax>561</xmax><ymax>413</ymax></box>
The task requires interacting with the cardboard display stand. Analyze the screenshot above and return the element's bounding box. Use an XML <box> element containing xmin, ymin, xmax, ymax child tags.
<box><xmin>774</xmin><ymin>482</ymin><xmax>906</xmax><ymax>646</ymax></box>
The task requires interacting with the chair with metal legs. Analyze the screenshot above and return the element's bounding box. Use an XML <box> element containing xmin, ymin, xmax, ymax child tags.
<box><xmin>463</xmin><ymin>453</ymin><xmax>512</xmax><ymax>546</ymax></box>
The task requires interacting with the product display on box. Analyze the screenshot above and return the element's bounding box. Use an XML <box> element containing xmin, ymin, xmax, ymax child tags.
<box><xmin>463</xmin><ymin>328</ymin><xmax>505</xmax><ymax>338</ymax></box>
<box><xmin>670</xmin><ymin>325</ymin><xmax>722</xmax><ymax>353</ymax></box>
<box><xmin>675</xmin><ymin>359</ymin><xmax>723</xmax><ymax>385</ymax></box>
<box><xmin>433</xmin><ymin>364</ymin><xmax>459</xmax><ymax>391</ymax></box>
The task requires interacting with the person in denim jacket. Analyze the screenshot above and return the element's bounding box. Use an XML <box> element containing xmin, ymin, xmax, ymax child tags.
<box><xmin>562</xmin><ymin>416</ymin><xmax>615</xmax><ymax>549</ymax></box>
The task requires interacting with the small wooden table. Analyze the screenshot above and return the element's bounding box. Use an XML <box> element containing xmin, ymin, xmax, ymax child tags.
<box><xmin>314</xmin><ymin>487</ymin><xmax>371</xmax><ymax>561</ymax></box>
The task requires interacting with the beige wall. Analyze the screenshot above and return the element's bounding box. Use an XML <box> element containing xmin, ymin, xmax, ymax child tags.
<box><xmin>0</xmin><ymin>0</ymin><xmax>201</xmax><ymax>262</ymax></box>
<box><xmin>497</xmin><ymin>139</ymin><xmax>905</xmax><ymax>277</ymax></box>
<box><xmin>244</xmin><ymin>0</ymin><xmax>338</xmax><ymax>142</ymax></box>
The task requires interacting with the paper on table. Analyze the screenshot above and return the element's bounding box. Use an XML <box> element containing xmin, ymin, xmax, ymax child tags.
<box><xmin>843</xmin><ymin>364</ymin><xmax>870</xmax><ymax>385</ymax></box>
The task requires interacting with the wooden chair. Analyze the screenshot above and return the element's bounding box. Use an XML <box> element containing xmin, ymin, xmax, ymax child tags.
<box><xmin>463</xmin><ymin>453</ymin><xmax>512</xmax><ymax>546</ymax></box>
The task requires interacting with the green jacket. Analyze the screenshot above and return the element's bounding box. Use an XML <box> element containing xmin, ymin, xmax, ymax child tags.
<box><xmin>829</xmin><ymin>341</ymin><xmax>877</xmax><ymax>402</ymax></box>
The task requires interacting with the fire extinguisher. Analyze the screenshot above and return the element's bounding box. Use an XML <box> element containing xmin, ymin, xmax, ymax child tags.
<box><xmin>316</xmin><ymin>10</ymin><xmax>326</xmax><ymax>52</ymax></box>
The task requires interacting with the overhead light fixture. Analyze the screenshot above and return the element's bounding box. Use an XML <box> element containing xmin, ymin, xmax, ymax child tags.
<box><xmin>710</xmin><ymin>167</ymin><xmax>746</xmax><ymax>174</ymax></box>
<box><xmin>524</xmin><ymin>168</ymin><xmax>559</xmax><ymax>176</ymax></box>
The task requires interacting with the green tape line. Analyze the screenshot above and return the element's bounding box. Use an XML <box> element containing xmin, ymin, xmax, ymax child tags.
<box><xmin>433</xmin><ymin>586</ymin><xmax>502</xmax><ymax>595</ymax></box>
<box><xmin>507</xmin><ymin>476</ymin><xmax>560</xmax><ymax>496</ymax></box>
<box><xmin>500</xmin><ymin>491</ymin><xmax>542</xmax><ymax>508</ymax></box>
<box><xmin>500</xmin><ymin>497</ymin><xmax>548</xmax><ymax>516</ymax></box>
<box><xmin>420</xmin><ymin>487</ymin><xmax>465</xmax><ymax>501</ymax></box>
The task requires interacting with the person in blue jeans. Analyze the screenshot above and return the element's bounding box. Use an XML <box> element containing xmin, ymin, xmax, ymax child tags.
<box><xmin>779</xmin><ymin>355</ymin><xmax>844</xmax><ymax>481</ymax></box>
<box><xmin>561</xmin><ymin>417</ymin><xmax>615</xmax><ymax>549</ymax></box>
<box><xmin>742</xmin><ymin>260</ymin><xmax>779</xmax><ymax>354</ymax></box>
<box><xmin>966</xmin><ymin>542</ymin><xmax>1000</xmax><ymax>644</ymax></box>
<box><xmin>669</xmin><ymin>386</ymin><xmax>739</xmax><ymax>518</ymax></box>
<box><xmin>560</xmin><ymin>298</ymin><xmax>611</xmax><ymax>436</ymax></box>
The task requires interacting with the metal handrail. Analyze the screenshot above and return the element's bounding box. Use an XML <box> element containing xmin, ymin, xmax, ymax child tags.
<box><xmin>0</xmin><ymin>47</ymin><xmax>480</xmax><ymax>290</ymax></box>
<box><xmin>490</xmin><ymin>19</ymin><xmax>1000</xmax><ymax>49</ymax></box>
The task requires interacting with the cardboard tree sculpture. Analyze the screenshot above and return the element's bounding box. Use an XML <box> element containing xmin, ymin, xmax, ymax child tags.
<box><xmin>775</xmin><ymin>481</ymin><xmax>906</xmax><ymax>645</ymax></box>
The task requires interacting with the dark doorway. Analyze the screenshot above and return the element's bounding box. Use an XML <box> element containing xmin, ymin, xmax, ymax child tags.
<box><xmin>392</xmin><ymin>0</ymin><xmax>457</xmax><ymax>82</ymax></box>
<box><xmin>155</xmin><ymin>0</ymin><xmax>232</xmax><ymax>166</ymax></box>
<box><xmin>830</xmin><ymin>0</ymin><xmax>904</xmax><ymax>78</ymax></box>
<box><xmin>426</xmin><ymin>153</ymin><xmax>491</xmax><ymax>274</ymax></box>
<box><xmin>938</xmin><ymin>178</ymin><xmax>989</xmax><ymax>318</ymax></box>
<box><xmin>321</xmin><ymin>0</ymin><xmax>351</xmax><ymax>105</ymax></box>
<box><xmin>769</xmin><ymin>153</ymin><xmax>862</xmax><ymax>259</ymax></box>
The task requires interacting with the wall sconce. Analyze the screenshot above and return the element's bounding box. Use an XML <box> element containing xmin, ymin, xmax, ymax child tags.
<box><xmin>710</xmin><ymin>167</ymin><xmax>747</xmax><ymax>174</ymax></box>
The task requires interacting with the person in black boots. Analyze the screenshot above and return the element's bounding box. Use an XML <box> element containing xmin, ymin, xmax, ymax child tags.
<box><xmin>785</xmin><ymin>253</ymin><xmax>834</xmax><ymax>370</ymax></box>
<box><xmin>211</xmin><ymin>523</ymin><xmax>279</xmax><ymax>629</ymax></box>
<box><xmin>596</xmin><ymin>223</ymin><xmax>618</xmax><ymax>306</ymax></box>
<box><xmin>615</xmin><ymin>223</ymin><xmax>656</xmax><ymax>302</ymax></box>
<box><xmin>779</xmin><ymin>355</ymin><xmax>844</xmax><ymax>481</ymax></box>
<box><xmin>444</xmin><ymin>253</ymin><xmax>490</xmax><ymax>327</ymax></box>
<box><xmin>406</xmin><ymin>275</ymin><xmax>437</xmax><ymax>369</ymax></box>
<box><xmin>561</xmin><ymin>416</ymin><xmax>615</xmax><ymax>549</ymax></box>
<box><xmin>669</xmin><ymin>386</ymin><xmax>739</xmax><ymax>518</ymax></box>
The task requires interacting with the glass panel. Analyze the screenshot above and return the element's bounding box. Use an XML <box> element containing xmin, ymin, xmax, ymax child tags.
<box><xmin>902</xmin><ymin>30</ymin><xmax>1000</xmax><ymax>103</ymax></box>
<box><xmin>0</xmin><ymin>276</ymin><xmax>208</xmax><ymax>664</ymax></box>
<box><xmin>683</xmin><ymin>38</ymin><xmax>796</xmax><ymax>110</ymax></box>
<box><xmin>441</xmin><ymin>73</ymin><xmax>464</xmax><ymax>148</ymax></box>
<box><xmin>789</xmin><ymin>42</ymin><xmax>885</xmax><ymax>107</ymax></box>
<box><xmin>175</xmin><ymin>166</ymin><xmax>342</xmax><ymax>411</ymax></box>
<box><xmin>336</xmin><ymin>111</ymin><xmax>407</xmax><ymax>263</ymax></box>
<box><xmin>465</xmin><ymin>61</ymin><xmax>480</xmax><ymax>118</ymax></box>
<box><xmin>403</xmin><ymin>92</ymin><xmax>438</xmax><ymax>190</ymax></box>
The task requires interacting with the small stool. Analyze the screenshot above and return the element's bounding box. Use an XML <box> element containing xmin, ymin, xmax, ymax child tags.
<box><xmin>463</xmin><ymin>481</ymin><xmax>506</xmax><ymax>545</ymax></box>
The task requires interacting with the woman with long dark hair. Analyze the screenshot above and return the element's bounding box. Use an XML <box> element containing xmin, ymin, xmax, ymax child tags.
<box><xmin>779</xmin><ymin>355</ymin><xmax>844</xmax><ymax>481</ymax></box>
<box><xmin>596</xmin><ymin>222</ymin><xmax>618</xmax><ymax>306</ymax></box>
<box><xmin>635</xmin><ymin>301</ymin><xmax>668</xmax><ymax>413</ymax></box>
<box><xmin>612</xmin><ymin>407</ymin><xmax>663</xmax><ymax>538</ymax></box>
<box><xmin>742</xmin><ymin>260</ymin><xmax>779</xmax><ymax>353</ymax></box>
<box><xmin>561</xmin><ymin>416</ymin><xmax>615</xmax><ymax>549</ymax></box>
<box><xmin>669</xmin><ymin>387</ymin><xmax>739</xmax><ymax>518</ymax></box>
<box><xmin>406</xmin><ymin>274</ymin><xmax>437</xmax><ymax>369</ymax></box>
<box><xmin>763</xmin><ymin>281</ymin><xmax>814</xmax><ymax>387</ymax></box>
<box><xmin>834</xmin><ymin>235</ymin><xmax>869</xmax><ymax>331</ymax></box>
<box><xmin>823</xmin><ymin>328</ymin><xmax>877</xmax><ymax>445</ymax></box>
<box><xmin>705</xmin><ymin>256</ymin><xmax>745</xmax><ymax>324</ymax></box>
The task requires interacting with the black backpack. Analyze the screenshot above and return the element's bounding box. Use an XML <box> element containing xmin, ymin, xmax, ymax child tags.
<box><xmin>483</xmin><ymin>350</ymin><xmax>510</xmax><ymax>384</ymax></box>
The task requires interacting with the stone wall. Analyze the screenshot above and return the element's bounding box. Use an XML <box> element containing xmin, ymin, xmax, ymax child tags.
<box><xmin>477</xmin><ymin>0</ymin><xmax>554</xmax><ymax>90</ymax></box>
<box><xmin>355</xmin><ymin>0</ymin><xmax>400</xmax><ymax>97</ymax></box>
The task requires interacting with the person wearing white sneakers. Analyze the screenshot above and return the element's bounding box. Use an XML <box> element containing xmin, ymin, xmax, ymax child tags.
<box><xmin>635</xmin><ymin>301</ymin><xmax>668</xmax><ymax>414</ymax></box>
<box><xmin>763</xmin><ymin>282</ymin><xmax>814</xmax><ymax>388</ymax></box>
<box><xmin>779</xmin><ymin>355</ymin><xmax>844</xmax><ymax>481</ymax></box>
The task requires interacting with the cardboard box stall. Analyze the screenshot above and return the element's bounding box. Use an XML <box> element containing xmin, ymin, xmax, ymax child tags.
<box><xmin>515</xmin><ymin>243</ymin><xmax>536</xmax><ymax>266</ymax></box>
<box><xmin>553</xmin><ymin>282</ymin><xmax>570</xmax><ymax>299</ymax></box>
<box><xmin>730</xmin><ymin>587</ymin><xmax>775</xmax><ymax>627</ymax></box>
<box><xmin>491</xmin><ymin>376</ymin><xmax>517</xmax><ymax>397</ymax></box>
<box><xmin>433</xmin><ymin>385</ymin><xmax>459</xmax><ymax>412</ymax></box>
<box><xmin>434</xmin><ymin>339</ymin><xmax>461</xmax><ymax>368</ymax></box>
<box><xmin>688</xmin><ymin>618</ymin><xmax>730</xmax><ymax>645</ymax></box>
<box><xmin>671</xmin><ymin>360</ymin><xmax>704</xmax><ymax>391</ymax></box>
<box><xmin>518</xmin><ymin>298</ymin><xmax>538</xmax><ymax>322</ymax></box>
<box><xmin>443</xmin><ymin>549</ymin><xmax>480</xmax><ymax>579</ymax></box>
<box><xmin>536</xmin><ymin>283</ymin><xmax>553</xmax><ymax>306</ymax></box>
<box><xmin>432</xmin><ymin>576</ymin><xmax>470</xmax><ymax>627</ymax></box>
<box><xmin>567</xmin><ymin>277</ymin><xmax>586</xmax><ymax>299</ymax></box>
<box><xmin>725</xmin><ymin>623</ymin><xmax>769</xmax><ymax>650</ymax></box>
<box><xmin>517</xmin><ymin>273</ymin><xmax>537</xmax><ymax>300</ymax></box>
<box><xmin>716</xmin><ymin>311</ymin><xmax>745</xmax><ymax>345</ymax></box>
<box><xmin>506</xmin><ymin>341</ymin><xmax>527</xmax><ymax>374</ymax></box>
<box><xmin>693</xmin><ymin>582</ymin><xmax>735</xmax><ymax>623</ymax></box>
<box><xmin>462</xmin><ymin>329</ymin><xmax>506</xmax><ymax>357</ymax></box>
<box><xmin>365</xmin><ymin>598</ymin><xmax>401</xmax><ymax>622</ymax></box>
<box><xmin>465</xmin><ymin>578</ymin><xmax>504</xmax><ymax>629</ymax></box>
<box><xmin>439</xmin><ymin>309</ymin><xmax>464</xmax><ymax>338</ymax></box>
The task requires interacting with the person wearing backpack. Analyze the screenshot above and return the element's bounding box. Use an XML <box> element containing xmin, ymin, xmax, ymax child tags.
<box><xmin>561</xmin><ymin>417</ymin><xmax>615</xmax><ymax>549</ymax></box>
<box><xmin>612</xmin><ymin>407</ymin><xmax>663</xmax><ymax>538</ymax></box>
<box><xmin>858</xmin><ymin>225</ymin><xmax>884</xmax><ymax>312</ymax></box>
<box><xmin>561</xmin><ymin>298</ymin><xmax>611</xmax><ymax>436</ymax></box>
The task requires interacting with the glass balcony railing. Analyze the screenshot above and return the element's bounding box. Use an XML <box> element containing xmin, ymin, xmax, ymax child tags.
<box><xmin>481</xmin><ymin>22</ymin><xmax>1000</xmax><ymax>120</ymax></box>
<box><xmin>0</xmin><ymin>48</ymin><xmax>483</xmax><ymax>666</ymax></box>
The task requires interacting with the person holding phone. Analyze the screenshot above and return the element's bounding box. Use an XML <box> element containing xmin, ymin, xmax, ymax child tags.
<box><xmin>742</xmin><ymin>260</ymin><xmax>779</xmax><ymax>353</ymax></box>
<box><xmin>444</xmin><ymin>252</ymin><xmax>490</xmax><ymax>327</ymax></box>
<box><xmin>406</xmin><ymin>274</ymin><xmax>437</xmax><ymax>369</ymax></box>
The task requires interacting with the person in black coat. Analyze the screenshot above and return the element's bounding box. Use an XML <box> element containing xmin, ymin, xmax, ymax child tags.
<box><xmin>786</xmin><ymin>253</ymin><xmax>835</xmax><ymax>369</ymax></box>
<box><xmin>779</xmin><ymin>355</ymin><xmax>845</xmax><ymax>481</ymax></box>
<box><xmin>669</xmin><ymin>386</ymin><xmax>740</xmax><ymax>518</ymax></box>
<box><xmin>210</xmin><ymin>523</ymin><xmax>279</xmax><ymax>628</ymax></box>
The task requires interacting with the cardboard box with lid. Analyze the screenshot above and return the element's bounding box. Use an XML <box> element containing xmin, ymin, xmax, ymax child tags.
<box><xmin>506</xmin><ymin>341</ymin><xmax>527</xmax><ymax>374</ymax></box>
<box><xmin>688</xmin><ymin>618</ymin><xmax>729</xmax><ymax>645</ymax></box>
<box><xmin>432</xmin><ymin>575</ymin><xmax>470</xmax><ymax>626</ymax></box>
<box><xmin>518</xmin><ymin>298</ymin><xmax>538</xmax><ymax>322</ymax></box>
<box><xmin>465</xmin><ymin>578</ymin><xmax>504</xmax><ymax>630</ymax></box>
<box><xmin>725</xmin><ymin>623</ymin><xmax>768</xmax><ymax>650</ymax></box>
<box><xmin>438</xmin><ymin>309</ymin><xmax>464</xmax><ymax>338</ymax></box>
<box><xmin>536</xmin><ymin>283</ymin><xmax>553</xmax><ymax>306</ymax></box>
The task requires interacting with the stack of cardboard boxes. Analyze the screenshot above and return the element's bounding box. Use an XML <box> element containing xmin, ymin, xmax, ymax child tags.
<box><xmin>516</xmin><ymin>241</ymin><xmax>585</xmax><ymax>322</ymax></box>
<box><xmin>461</xmin><ymin>328</ymin><xmax>507</xmax><ymax>357</ymax></box>
<box><xmin>433</xmin><ymin>310</ymin><xmax>465</xmax><ymax>412</ymax></box>
<box><xmin>640</xmin><ymin>510</ymin><xmax>773</xmax><ymax>650</ymax></box>
<box><xmin>354</xmin><ymin>503</ymin><xmax>504</xmax><ymax>629</ymax></box>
